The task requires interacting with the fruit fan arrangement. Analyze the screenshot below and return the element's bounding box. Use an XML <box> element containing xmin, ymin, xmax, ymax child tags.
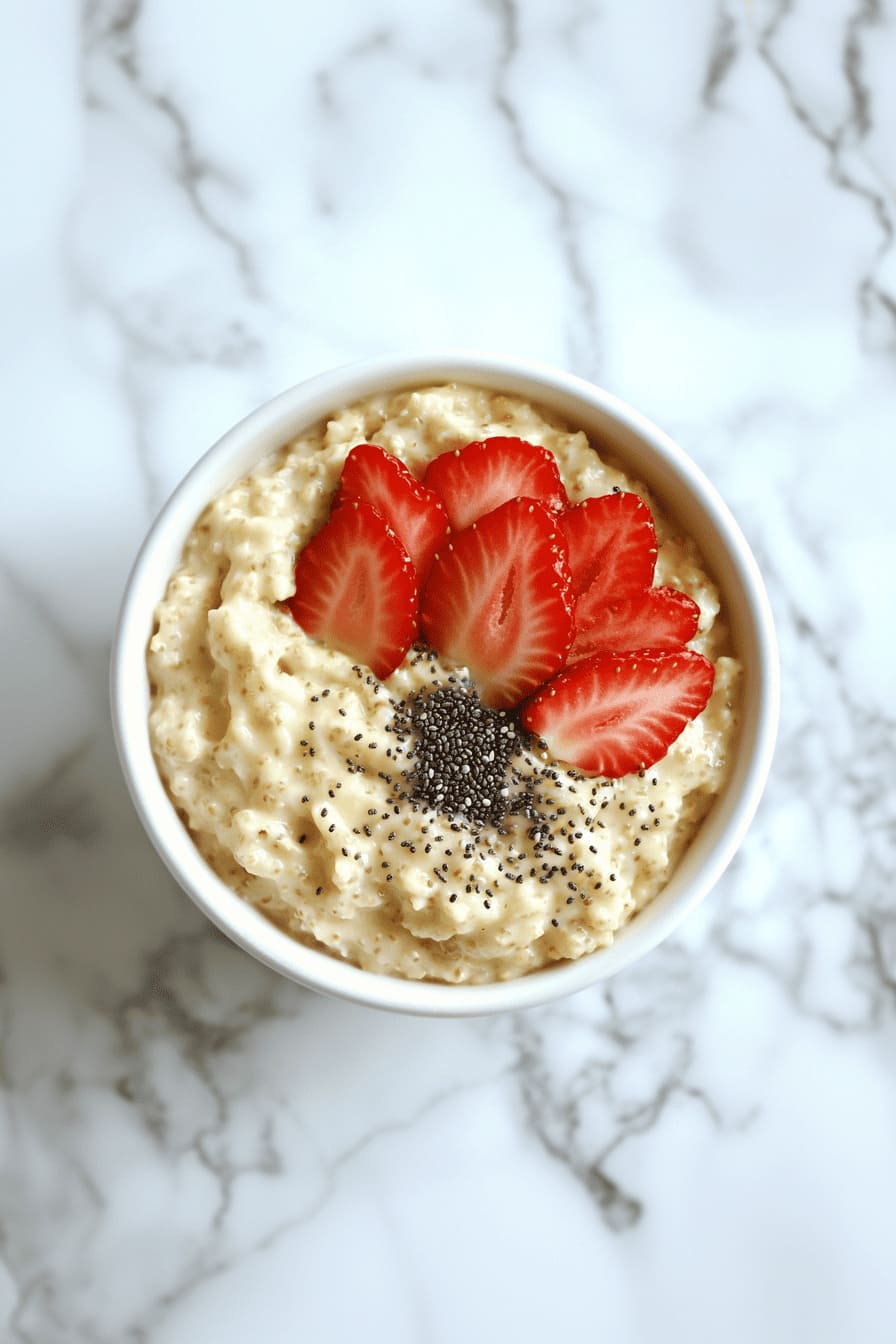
<box><xmin>289</xmin><ymin>437</ymin><xmax>715</xmax><ymax>778</ymax></box>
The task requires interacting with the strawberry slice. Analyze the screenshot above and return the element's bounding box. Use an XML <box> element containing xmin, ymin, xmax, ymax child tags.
<box><xmin>289</xmin><ymin>500</ymin><xmax>418</xmax><ymax>680</ymax></box>
<box><xmin>568</xmin><ymin>586</ymin><xmax>700</xmax><ymax>664</ymax></box>
<box><xmin>423</xmin><ymin>436</ymin><xmax>567</xmax><ymax>531</ymax></box>
<box><xmin>560</xmin><ymin>492</ymin><xmax>658</xmax><ymax>626</ymax></box>
<box><xmin>521</xmin><ymin>649</ymin><xmax>715</xmax><ymax>778</ymax></box>
<box><xmin>421</xmin><ymin>497</ymin><xmax>574</xmax><ymax>709</ymax></box>
<box><xmin>337</xmin><ymin>442</ymin><xmax>449</xmax><ymax>583</ymax></box>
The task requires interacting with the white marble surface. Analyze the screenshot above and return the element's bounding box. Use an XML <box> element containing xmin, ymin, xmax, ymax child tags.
<box><xmin>2</xmin><ymin>0</ymin><xmax>895</xmax><ymax>1339</ymax></box>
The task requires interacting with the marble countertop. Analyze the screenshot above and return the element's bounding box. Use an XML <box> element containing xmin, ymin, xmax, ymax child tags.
<box><xmin>2</xmin><ymin>1</ymin><xmax>895</xmax><ymax>1339</ymax></box>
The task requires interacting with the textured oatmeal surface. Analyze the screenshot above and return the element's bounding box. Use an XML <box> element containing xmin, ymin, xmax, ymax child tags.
<box><xmin>148</xmin><ymin>384</ymin><xmax>741</xmax><ymax>983</ymax></box>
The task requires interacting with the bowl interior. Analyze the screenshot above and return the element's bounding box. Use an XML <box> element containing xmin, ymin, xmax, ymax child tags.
<box><xmin>112</xmin><ymin>355</ymin><xmax>777</xmax><ymax>1016</ymax></box>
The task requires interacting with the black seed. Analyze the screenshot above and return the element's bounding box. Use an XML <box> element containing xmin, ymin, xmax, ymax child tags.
<box><xmin>388</xmin><ymin>684</ymin><xmax>528</xmax><ymax>829</ymax></box>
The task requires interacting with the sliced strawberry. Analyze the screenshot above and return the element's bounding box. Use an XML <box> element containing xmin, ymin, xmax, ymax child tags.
<box><xmin>568</xmin><ymin>586</ymin><xmax>700</xmax><ymax>665</ymax></box>
<box><xmin>337</xmin><ymin>442</ymin><xmax>449</xmax><ymax>583</ymax></box>
<box><xmin>560</xmin><ymin>492</ymin><xmax>658</xmax><ymax>626</ymax></box>
<box><xmin>521</xmin><ymin>649</ymin><xmax>715</xmax><ymax>778</ymax></box>
<box><xmin>421</xmin><ymin>497</ymin><xmax>574</xmax><ymax>709</ymax></box>
<box><xmin>289</xmin><ymin>500</ymin><xmax>418</xmax><ymax>680</ymax></box>
<box><xmin>423</xmin><ymin>436</ymin><xmax>567</xmax><ymax>531</ymax></box>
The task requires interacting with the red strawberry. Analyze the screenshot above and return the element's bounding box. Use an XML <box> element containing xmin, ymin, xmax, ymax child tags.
<box><xmin>423</xmin><ymin>436</ymin><xmax>567</xmax><ymax>531</ymax></box>
<box><xmin>337</xmin><ymin>442</ymin><xmax>449</xmax><ymax>583</ymax></box>
<box><xmin>421</xmin><ymin>497</ymin><xmax>574</xmax><ymax>709</ymax></box>
<box><xmin>521</xmin><ymin>649</ymin><xmax>715</xmax><ymax>778</ymax></box>
<box><xmin>568</xmin><ymin>586</ymin><xmax>700</xmax><ymax>665</ymax></box>
<box><xmin>560</xmin><ymin>492</ymin><xmax>658</xmax><ymax>626</ymax></box>
<box><xmin>289</xmin><ymin>500</ymin><xmax>418</xmax><ymax>680</ymax></box>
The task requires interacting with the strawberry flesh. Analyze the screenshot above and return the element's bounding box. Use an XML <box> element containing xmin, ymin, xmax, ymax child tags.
<box><xmin>568</xmin><ymin>585</ymin><xmax>700</xmax><ymax>664</ymax></box>
<box><xmin>421</xmin><ymin>497</ymin><xmax>574</xmax><ymax>709</ymax></box>
<box><xmin>289</xmin><ymin>500</ymin><xmax>418</xmax><ymax>680</ymax></box>
<box><xmin>337</xmin><ymin>442</ymin><xmax>449</xmax><ymax>583</ymax></box>
<box><xmin>521</xmin><ymin>649</ymin><xmax>715</xmax><ymax>778</ymax></box>
<box><xmin>423</xmin><ymin>436</ymin><xmax>567</xmax><ymax>531</ymax></box>
<box><xmin>561</xmin><ymin>492</ymin><xmax>658</xmax><ymax>628</ymax></box>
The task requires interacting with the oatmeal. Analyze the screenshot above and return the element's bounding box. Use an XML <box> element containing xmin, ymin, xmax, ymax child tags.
<box><xmin>147</xmin><ymin>384</ymin><xmax>741</xmax><ymax>983</ymax></box>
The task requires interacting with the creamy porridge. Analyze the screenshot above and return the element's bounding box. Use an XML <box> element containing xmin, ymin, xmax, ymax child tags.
<box><xmin>147</xmin><ymin>384</ymin><xmax>741</xmax><ymax>983</ymax></box>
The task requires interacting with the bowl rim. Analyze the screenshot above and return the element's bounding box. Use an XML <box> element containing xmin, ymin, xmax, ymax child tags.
<box><xmin>110</xmin><ymin>350</ymin><xmax>779</xmax><ymax>1017</ymax></box>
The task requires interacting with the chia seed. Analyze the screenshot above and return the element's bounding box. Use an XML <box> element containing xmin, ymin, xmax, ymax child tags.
<box><xmin>390</xmin><ymin>685</ymin><xmax>528</xmax><ymax>828</ymax></box>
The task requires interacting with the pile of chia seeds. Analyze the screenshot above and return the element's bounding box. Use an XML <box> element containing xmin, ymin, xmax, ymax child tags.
<box><xmin>391</xmin><ymin>683</ymin><xmax>531</xmax><ymax>828</ymax></box>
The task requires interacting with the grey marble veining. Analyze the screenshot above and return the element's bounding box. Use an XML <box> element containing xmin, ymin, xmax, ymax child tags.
<box><xmin>2</xmin><ymin>1</ymin><xmax>895</xmax><ymax>1340</ymax></box>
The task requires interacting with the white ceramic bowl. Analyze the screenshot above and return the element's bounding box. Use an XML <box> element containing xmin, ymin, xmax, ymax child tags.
<box><xmin>111</xmin><ymin>352</ymin><xmax>778</xmax><ymax>1016</ymax></box>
